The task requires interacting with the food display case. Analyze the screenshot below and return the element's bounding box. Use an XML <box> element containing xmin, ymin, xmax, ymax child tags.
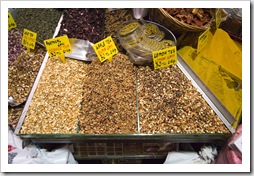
<box><xmin>9</xmin><ymin>8</ymin><xmax>240</xmax><ymax>162</ymax></box>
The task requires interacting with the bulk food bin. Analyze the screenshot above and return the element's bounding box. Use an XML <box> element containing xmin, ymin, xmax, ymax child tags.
<box><xmin>14</xmin><ymin>52</ymin><xmax>235</xmax><ymax>160</ymax></box>
<box><xmin>12</xmin><ymin>9</ymin><xmax>235</xmax><ymax>161</ymax></box>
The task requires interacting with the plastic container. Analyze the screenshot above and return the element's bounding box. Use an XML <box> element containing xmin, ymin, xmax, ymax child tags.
<box><xmin>117</xmin><ymin>20</ymin><xmax>177</xmax><ymax>65</ymax></box>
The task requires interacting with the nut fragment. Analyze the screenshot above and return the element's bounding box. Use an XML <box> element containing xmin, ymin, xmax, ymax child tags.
<box><xmin>137</xmin><ymin>64</ymin><xmax>230</xmax><ymax>134</ymax></box>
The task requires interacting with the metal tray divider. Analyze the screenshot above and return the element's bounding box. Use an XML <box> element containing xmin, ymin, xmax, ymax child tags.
<box><xmin>135</xmin><ymin>68</ymin><xmax>141</xmax><ymax>134</ymax></box>
<box><xmin>176</xmin><ymin>53</ymin><xmax>236</xmax><ymax>134</ymax></box>
<box><xmin>14</xmin><ymin>52</ymin><xmax>49</xmax><ymax>134</ymax></box>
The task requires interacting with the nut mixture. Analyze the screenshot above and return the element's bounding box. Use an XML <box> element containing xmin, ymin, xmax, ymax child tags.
<box><xmin>137</xmin><ymin>64</ymin><xmax>230</xmax><ymax>134</ymax></box>
<box><xmin>105</xmin><ymin>8</ymin><xmax>135</xmax><ymax>53</ymax></box>
<box><xmin>20</xmin><ymin>57</ymin><xmax>86</xmax><ymax>134</ymax></box>
<box><xmin>8</xmin><ymin>47</ymin><xmax>45</xmax><ymax>104</ymax></box>
<box><xmin>8</xmin><ymin>106</ymin><xmax>24</xmax><ymax>129</ymax></box>
<box><xmin>79</xmin><ymin>53</ymin><xmax>137</xmax><ymax>134</ymax></box>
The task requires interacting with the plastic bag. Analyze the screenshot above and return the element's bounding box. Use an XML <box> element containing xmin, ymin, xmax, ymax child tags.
<box><xmin>12</xmin><ymin>144</ymin><xmax>78</xmax><ymax>164</ymax></box>
<box><xmin>8</xmin><ymin>127</ymin><xmax>23</xmax><ymax>164</ymax></box>
<box><xmin>164</xmin><ymin>145</ymin><xmax>218</xmax><ymax>164</ymax></box>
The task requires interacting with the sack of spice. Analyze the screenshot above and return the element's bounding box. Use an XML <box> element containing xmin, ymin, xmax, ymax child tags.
<box><xmin>178</xmin><ymin>28</ymin><xmax>242</xmax><ymax>130</ymax></box>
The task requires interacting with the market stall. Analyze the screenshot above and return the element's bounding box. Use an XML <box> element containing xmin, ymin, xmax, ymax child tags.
<box><xmin>8</xmin><ymin>8</ymin><xmax>241</xmax><ymax>163</ymax></box>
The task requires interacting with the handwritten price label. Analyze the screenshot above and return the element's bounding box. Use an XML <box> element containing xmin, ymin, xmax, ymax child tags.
<box><xmin>8</xmin><ymin>12</ymin><xmax>17</xmax><ymax>30</ymax></box>
<box><xmin>44</xmin><ymin>35</ymin><xmax>72</xmax><ymax>63</ymax></box>
<box><xmin>22</xmin><ymin>29</ymin><xmax>37</xmax><ymax>50</ymax></box>
<box><xmin>153</xmin><ymin>46</ymin><xmax>177</xmax><ymax>70</ymax></box>
<box><xmin>93</xmin><ymin>36</ymin><xmax>118</xmax><ymax>62</ymax></box>
<box><xmin>197</xmin><ymin>29</ymin><xmax>209</xmax><ymax>53</ymax></box>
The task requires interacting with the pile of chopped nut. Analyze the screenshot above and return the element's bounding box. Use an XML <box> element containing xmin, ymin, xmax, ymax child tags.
<box><xmin>20</xmin><ymin>57</ymin><xmax>86</xmax><ymax>134</ymax></box>
<box><xmin>8</xmin><ymin>106</ymin><xmax>24</xmax><ymax>129</ymax></box>
<box><xmin>137</xmin><ymin>64</ymin><xmax>230</xmax><ymax>134</ymax></box>
<box><xmin>79</xmin><ymin>53</ymin><xmax>137</xmax><ymax>134</ymax></box>
<box><xmin>8</xmin><ymin>47</ymin><xmax>45</xmax><ymax>104</ymax></box>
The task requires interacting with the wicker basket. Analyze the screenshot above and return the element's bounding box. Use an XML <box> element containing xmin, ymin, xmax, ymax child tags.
<box><xmin>149</xmin><ymin>8</ymin><xmax>214</xmax><ymax>38</ymax></box>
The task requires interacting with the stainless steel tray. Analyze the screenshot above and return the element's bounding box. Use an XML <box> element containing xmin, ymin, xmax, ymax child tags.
<box><xmin>14</xmin><ymin>54</ymin><xmax>235</xmax><ymax>143</ymax></box>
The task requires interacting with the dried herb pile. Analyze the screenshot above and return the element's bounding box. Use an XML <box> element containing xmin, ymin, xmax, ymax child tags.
<box><xmin>58</xmin><ymin>8</ymin><xmax>106</xmax><ymax>44</ymax></box>
<box><xmin>15</xmin><ymin>8</ymin><xmax>62</xmax><ymax>43</ymax></box>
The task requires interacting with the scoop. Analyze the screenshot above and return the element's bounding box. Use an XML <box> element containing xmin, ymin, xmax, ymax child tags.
<box><xmin>8</xmin><ymin>97</ymin><xmax>22</xmax><ymax>107</ymax></box>
<box><xmin>132</xmin><ymin>8</ymin><xmax>148</xmax><ymax>20</ymax></box>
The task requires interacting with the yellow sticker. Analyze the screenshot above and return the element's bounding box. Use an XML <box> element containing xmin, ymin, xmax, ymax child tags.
<box><xmin>22</xmin><ymin>29</ymin><xmax>37</xmax><ymax>50</ymax></box>
<box><xmin>153</xmin><ymin>46</ymin><xmax>177</xmax><ymax>70</ymax></box>
<box><xmin>8</xmin><ymin>12</ymin><xmax>17</xmax><ymax>30</ymax></box>
<box><xmin>44</xmin><ymin>35</ymin><xmax>72</xmax><ymax>61</ymax></box>
<box><xmin>216</xmin><ymin>9</ymin><xmax>222</xmax><ymax>29</ymax></box>
<box><xmin>197</xmin><ymin>29</ymin><xmax>210</xmax><ymax>53</ymax></box>
<box><xmin>93</xmin><ymin>36</ymin><xmax>118</xmax><ymax>63</ymax></box>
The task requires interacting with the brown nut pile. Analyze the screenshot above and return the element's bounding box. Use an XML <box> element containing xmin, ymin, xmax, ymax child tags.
<box><xmin>8</xmin><ymin>106</ymin><xmax>24</xmax><ymax>129</ymax></box>
<box><xmin>105</xmin><ymin>9</ymin><xmax>135</xmax><ymax>53</ymax></box>
<box><xmin>79</xmin><ymin>53</ymin><xmax>137</xmax><ymax>134</ymax></box>
<box><xmin>20</xmin><ymin>57</ymin><xmax>86</xmax><ymax>134</ymax></box>
<box><xmin>8</xmin><ymin>47</ymin><xmax>46</xmax><ymax>104</ymax></box>
<box><xmin>137</xmin><ymin>65</ymin><xmax>230</xmax><ymax>134</ymax></box>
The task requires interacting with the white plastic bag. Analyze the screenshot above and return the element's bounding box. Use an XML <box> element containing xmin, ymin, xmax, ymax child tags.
<box><xmin>164</xmin><ymin>145</ymin><xmax>217</xmax><ymax>164</ymax></box>
<box><xmin>8</xmin><ymin>127</ymin><xmax>23</xmax><ymax>164</ymax></box>
<box><xmin>12</xmin><ymin>144</ymin><xmax>78</xmax><ymax>164</ymax></box>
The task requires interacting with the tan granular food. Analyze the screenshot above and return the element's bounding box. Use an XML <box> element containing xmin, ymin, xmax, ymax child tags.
<box><xmin>8</xmin><ymin>106</ymin><xmax>24</xmax><ymax>129</ymax></box>
<box><xmin>137</xmin><ymin>64</ymin><xmax>230</xmax><ymax>134</ymax></box>
<box><xmin>8</xmin><ymin>48</ymin><xmax>45</xmax><ymax>104</ymax></box>
<box><xmin>20</xmin><ymin>57</ymin><xmax>86</xmax><ymax>134</ymax></box>
<box><xmin>79</xmin><ymin>53</ymin><xmax>137</xmax><ymax>134</ymax></box>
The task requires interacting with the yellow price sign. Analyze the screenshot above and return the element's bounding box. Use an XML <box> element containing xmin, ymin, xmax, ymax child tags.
<box><xmin>153</xmin><ymin>46</ymin><xmax>177</xmax><ymax>70</ymax></box>
<box><xmin>93</xmin><ymin>36</ymin><xmax>118</xmax><ymax>62</ymax></box>
<box><xmin>216</xmin><ymin>9</ymin><xmax>222</xmax><ymax>29</ymax></box>
<box><xmin>8</xmin><ymin>12</ymin><xmax>17</xmax><ymax>30</ymax></box>
<box><xmin>22</xmin><ymin>29</ymin><xmax>37</xmax><ymax>52</ymax></box>
<box><xmin>44</xmin><ymin>35</ymin><xmax>72</xmax><ymax>63</ymax></box>
<box><xmin>197</xmin><ymin>29</ymin><xmax>209</xmax><ymax>53</ymax></box>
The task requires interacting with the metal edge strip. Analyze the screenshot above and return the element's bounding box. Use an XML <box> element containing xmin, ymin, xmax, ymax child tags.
<box><xmin>176</xmin><ymin>53</ymin><xmax>236</xmax><ymax>134</ymax></box>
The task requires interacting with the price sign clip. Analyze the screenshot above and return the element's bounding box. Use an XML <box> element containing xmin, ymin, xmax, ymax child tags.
<box><xmin>59</xmin><ymin>55</ymin><xmax>66</xmax><ymax>64</ymax></box>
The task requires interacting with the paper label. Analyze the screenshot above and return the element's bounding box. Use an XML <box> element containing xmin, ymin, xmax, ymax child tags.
<box><xmin>22</xmin><ymin>29</ymin><xmax>37</xmax><ymax>50</ymax></box>
<box><xmin>153</xmin><ymin>46</ymin><xmax>177</xmax><ymax>69</ymax></box>
<box><xmin>215</xmin><ymin>9</ymin><xmax>222</xmax><ymax>29</ymax></box>
<box><xmin>44</xmin><ymin>35</ymin><xmax>72</xmax><ymax>58</ymax></box>
<box><xmin>8</xmin><ymin>12</ymin><xmax>17</xmax><ymax>30</ymax></box>
<box><xmin>93</xmin><ymin>36</ymin><xmax>118</xmax><ymax>62</ymax></box>
<box><xmin>197</xmin><ymin>29</ymin><xmax>209</xmax><ymax>53</ymax></box>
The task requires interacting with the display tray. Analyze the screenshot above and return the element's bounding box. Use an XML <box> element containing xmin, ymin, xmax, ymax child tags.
<box><xmin>14</xmin><ymin>54</ymin><xmax>235</xmax><ymax>143</ymax></box>
<box><xmin>13</xmin><ymin>8</ymin><xmax>236</xmax><ymax>143</ymax></box>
